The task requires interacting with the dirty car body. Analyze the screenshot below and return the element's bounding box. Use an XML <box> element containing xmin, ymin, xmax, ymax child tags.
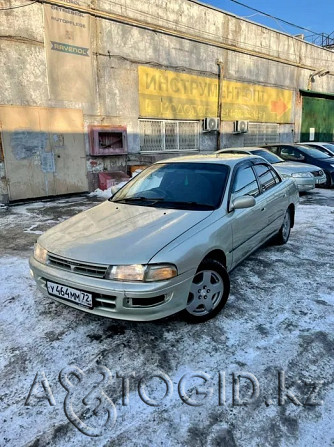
<box><xmin>30</xmin><ymin>154</ymin><xmax>299</xmax><ymax>322</ymax></box>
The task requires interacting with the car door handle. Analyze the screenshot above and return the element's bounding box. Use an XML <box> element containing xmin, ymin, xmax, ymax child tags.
<box><xmin>261</xmin><ymin>207</ymin><xmax>266</xmax><ymax>211</ymax></box>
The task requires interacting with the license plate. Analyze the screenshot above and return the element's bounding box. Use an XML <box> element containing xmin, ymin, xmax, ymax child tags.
<box><xmin>46</xmin><ymin>281</ymin><xmax>93</xmax><ymax>308</ymax></box>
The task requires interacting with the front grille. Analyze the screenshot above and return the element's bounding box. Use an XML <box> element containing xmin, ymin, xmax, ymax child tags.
<box><xmin>311</xmin><ymin>170</ymin><xmax>324</xmax><ymax>177</ymax></box>
<box><xmin>47</xmin><ymin>254</ymin><xmax>108</xmax><ymax>278</ymax></box>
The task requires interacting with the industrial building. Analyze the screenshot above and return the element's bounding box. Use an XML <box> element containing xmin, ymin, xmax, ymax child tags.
<box><xmin>1</xmin><ymin>0</ymin><xmax>334</xmax><ymax>202</ymax></box>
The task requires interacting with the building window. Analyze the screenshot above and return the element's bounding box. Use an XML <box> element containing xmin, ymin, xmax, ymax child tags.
<box><xmin>244</xmin><ymin>123</ymin><xmax>279</xmax><ymax>146</ymax></box>
<box><xmin>139</xmin><ymin>120</ymin><xmax>200</xmax><ymax>152</ymax></box>
<box><xmin>88</xmin><ymin>126</ymin><xmax>127</xmax><ymax>156</ymax></box>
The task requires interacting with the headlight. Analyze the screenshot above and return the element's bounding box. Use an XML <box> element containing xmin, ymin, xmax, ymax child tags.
<box><xmin>291</xmin><ymin>172</ymin><xmax>313</xmax><ymax>178</ymax></box>
<box><xmin>145</xmin><ymin>265</ymin><xmax>178</xmax><ymax>282</ymax></box>
<box><xmin>107</xmin><ymin>264</ymin><xmax>177</xmax><ymax>282</ymax></box>
<box><xmin>34</xmin><ymin>243</ymin><xmax>48</xmax><ymax>264</ymax></box>
<box><xmin>330</xmin><ymin>164</ymin><xmax>334</xmax><ymax>168</ymax></box>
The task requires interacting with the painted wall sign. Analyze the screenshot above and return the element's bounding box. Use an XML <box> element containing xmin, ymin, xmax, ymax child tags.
<box><xmin>138</xmin><ymin>66</ymin><xmax>218</xmax><ymax>120</ymax></box>
<box><xmin>139</xmin><ymin>67</ymin><xmax>293</xmax><ymax>124</ymax></box>
<box><xmin>221</xmin><ymin>80</ymin><xmax>294</xmax><ymax>123</ymax></box>
<box><xmin>44</xmin><ymin>0</ymin><xmax>93</xmax><ymax>103</ymax></box>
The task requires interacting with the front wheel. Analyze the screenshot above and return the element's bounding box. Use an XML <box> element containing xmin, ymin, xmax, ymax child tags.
<box><xmin>276</xmin><ymin>209</ymin><xmax>291</xmax><ymax>245</ymax></box>
<box><xmin>324</xmin><ymin>171</ymin><xmax>333</xmax><ymax>188</ymax></box>
<box><xmin>182</xmin><ymin>258</ymin><xmax>230</xmax><ymax>323</ymax></box>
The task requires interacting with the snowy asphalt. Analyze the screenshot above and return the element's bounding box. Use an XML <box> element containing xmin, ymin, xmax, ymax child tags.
<box><xmin>0</xmin><ymin>189</ymin><xmax>333</xmax><ymax>446</ymax></box>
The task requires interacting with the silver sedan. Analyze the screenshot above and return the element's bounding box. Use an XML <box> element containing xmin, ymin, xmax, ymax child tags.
<box><xmin>30</xmin><ymin>154</ymin><xmax>299</xmax><ymax>323</ymax></box>
<box><xmin>218</xmin><ymin>147</ymin><xmax>326</xmax><ymax>191</ymax></box>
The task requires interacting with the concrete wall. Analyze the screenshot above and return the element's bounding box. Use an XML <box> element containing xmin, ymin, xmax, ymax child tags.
<box><xmin>1</xmin><ymin>0</ymin><xmax>334</xmax><ymax>200</ymax></box>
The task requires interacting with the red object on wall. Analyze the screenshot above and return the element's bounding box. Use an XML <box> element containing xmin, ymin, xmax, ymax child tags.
<box><xmin>89</xmin><ymin>125</ymin><xmax>128</xmax><ymax>156</ymax></box>
<box><xmin>98</xmin><ymin>172</ymin><xmax>130</xmax><ymax>190</ymax></box>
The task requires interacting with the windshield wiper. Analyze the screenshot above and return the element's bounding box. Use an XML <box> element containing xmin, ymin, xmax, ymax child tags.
<box><xmin>161</xmin><ymin>201</ymin><xmax>215</xmax><ymax>210</ymax></box>
<box><xmin>112</xmin><ymin>196</ymin><xmax>165</xmax><ymax>203</ymax></box>
<box><xmin>112</xmin><ymin>197</ymin><xmax>214</xmax><ymax>209</ymax></box>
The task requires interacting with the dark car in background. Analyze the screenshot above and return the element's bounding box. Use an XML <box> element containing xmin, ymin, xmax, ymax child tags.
<box><xmin>261</xmin><ymin>144</ymin><xmax>334</xmax><ymax>187</ymax></box>
<box><xmin>297</xmin><ymin>142</ymin><xmax>334</xmax><ymax>157</ymax></box>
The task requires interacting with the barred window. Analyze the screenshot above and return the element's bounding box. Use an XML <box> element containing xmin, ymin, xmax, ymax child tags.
<box><xmin>139</xmin><ymin>120</ymin><xmax>200</xmax><ymax>152</ymax></box>
<box><xmin>244</xmin><ymin>123</ymin><xmax>279</xmax><ymax>146</ymax></box>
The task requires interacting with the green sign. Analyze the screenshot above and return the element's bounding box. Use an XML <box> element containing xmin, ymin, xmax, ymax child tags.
<box><xmin>51</xmin><ymin>41</ymin><xmax>89</xmax><ymax>57</ymax></box>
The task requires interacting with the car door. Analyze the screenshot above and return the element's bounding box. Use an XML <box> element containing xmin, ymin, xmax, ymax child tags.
<box><xmin>229</xmin><ymin>162</ymin><xmax>263</xmax><ymax>267</ymax></box>
<box><xmin>252</xmin><ymin>162</ymin><xmax>288</xmax><ymax>236</ymax></box>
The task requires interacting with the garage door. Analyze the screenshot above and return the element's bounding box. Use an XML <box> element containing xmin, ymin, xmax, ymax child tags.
<box><xmin>0</xmin><ymin>106</ymin><xmax>88</xmax><ymax>201</ymax></box>
<box><xmin>301</xmin><ymin>95</ymin><xmax>334</xmax><ymax>142</ymax></box>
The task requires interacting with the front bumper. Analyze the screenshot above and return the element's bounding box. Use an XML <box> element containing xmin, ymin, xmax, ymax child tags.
<box><xmin>294</xmin><ymin>176</ymin><xmax>316</xmax><ymax>192</ymax></box>
<box><xmin>314</xmin><ymin>173</ymin><xmax>327</xmax><ymax>187</ymax></box>
<box><xmin>29</xmin><ymin>256</ymin><xmax>195</xmax><ymax>321</ymax></box>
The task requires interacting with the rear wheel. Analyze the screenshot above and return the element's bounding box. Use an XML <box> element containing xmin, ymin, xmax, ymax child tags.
<box><xmin>276</xmin><ymin>209</ymin><xmax>291</xmax><ymax>245</ymax></box>
<box><xmin>182</xmin><ymin>258</ymin><xmax>230</xmax><ymax>323</ymax></box>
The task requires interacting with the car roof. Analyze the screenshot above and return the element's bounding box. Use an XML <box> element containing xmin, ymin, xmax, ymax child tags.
<box><xmin>218</xmin><ymin>147</ymin><xmax>272</xmax><ymax>153</ymax></box>
<box><xmin>297</xmin><ymin>142</ymin><xmax>331</xmax><ymax>145</ymax></box>
<box><xmin>156</xmin><ymin>153</ymin><xmax>263</xmax><ymax>167</ymax></box>
<box><xmin>262</xmin><ymin>143</ymin><xmax>307</xmax><ymax>148</ymax></box>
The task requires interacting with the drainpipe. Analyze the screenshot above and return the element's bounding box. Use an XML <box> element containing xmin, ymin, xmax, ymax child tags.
<box><xmin>216</xmin><ymin>60</ymin><xmax>224</xmax><ymax>151</ymax></box>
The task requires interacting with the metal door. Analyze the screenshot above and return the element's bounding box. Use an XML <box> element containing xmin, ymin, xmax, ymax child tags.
<box><xmin>0</xmin><ymin>106</ymin><xmax>88</xmax><ymax>201</ymax></box>
<box><xmin>301</xmin><ymin>95</ymin><xmax>334</xmax><ymax>142</ymax></box>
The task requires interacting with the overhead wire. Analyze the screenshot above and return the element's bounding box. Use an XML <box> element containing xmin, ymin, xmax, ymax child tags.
<box><xmin>219</xmin><ymin>0</ymin><xmax>325</xmax><ymax>37</ymax></box>
<box><xmin>96</xmin><ymin>0</ymin><xmax>332</xmax><ymax>65</ymax></box>
<box><xmin>2</xmin><ymin>0</ymin><xmax>334</xmax><ymax>68</ymax></box>
<box><xmin>0</xmin><ymin>0</ymin><xmax>37</xmax><ymax>10</ymax></box>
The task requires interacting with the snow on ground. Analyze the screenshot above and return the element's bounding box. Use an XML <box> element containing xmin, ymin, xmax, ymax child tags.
<box><xmin>0</xmin><ymin>189</ymin><xmax>333</xmax><ymax>446</ymax></box>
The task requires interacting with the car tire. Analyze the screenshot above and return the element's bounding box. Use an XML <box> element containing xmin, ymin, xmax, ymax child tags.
<box><xmin>324</xmin><ymin>171</ymin><xmax>333</xmax><ymax>188</ymax></box>
<box><xmin>182</xmin><ymin>258</ymin><xmax>230</xmax><ymax>323</ymax></box>
<box><xmin>275</xmin><ymin>209</ymin><xmax>291</xmax><ymax>245</ymax></box>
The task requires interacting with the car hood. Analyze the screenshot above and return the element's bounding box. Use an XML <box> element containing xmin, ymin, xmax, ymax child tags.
<box><xmin>273</xmin><ymin>161</ymin><xmax>321</xmax><ymax>173</ymax></box>
<box><xmin>38</xmin><ymin>201</ymin><xmax>212</xmax><ymax>265</ymax></box>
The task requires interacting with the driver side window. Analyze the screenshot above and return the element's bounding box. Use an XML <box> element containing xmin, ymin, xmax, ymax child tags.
<box><xmin>231</xmin><ymin>166</ymin><xmax>260</xmax><ymax>201</ymax></box>
<box><xmin>280</xmin><ymin>147</ymin><xmax>303</xmax><ymax>161</ymax></box>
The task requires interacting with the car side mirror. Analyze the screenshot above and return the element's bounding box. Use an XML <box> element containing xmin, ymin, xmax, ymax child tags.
<box><xmin>231</xmin><ymin>195</ymin><xmax>256</xmax><ymax>210</ymax></box>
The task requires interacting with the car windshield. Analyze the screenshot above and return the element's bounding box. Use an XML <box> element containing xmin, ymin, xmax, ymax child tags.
<box><xmin>251</xmin><ymin>150</ymin><xmax>283</xmax><ymax>164</ymax></box>
<box><xmin>110</xmin><ymin>162</ymin><xmax>229</xmax><ymax>210</ymax></box>
<box><xmin>322</xmin><ymin>143</ymin><xmax>334</xmax><ymax>152</ymax></box>
<box><xmin>298</xmin><ymin>146</ymin><xmax>331</xmax><ymax>159</ymax></box>
<box><xmin>303</xmin><ymin>144</ymin><xmax>333</xmax><ymax>155</ymax></box>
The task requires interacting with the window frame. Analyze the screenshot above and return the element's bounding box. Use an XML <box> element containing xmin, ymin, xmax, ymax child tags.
<box><xmin>228</xmin><ymin>159</ymin><xmax>281</xmax><ymax>212</ymax></box>
<box><xmin>252</xmin><ymin>162</ymin><xmax>281</xmax><ymax>193</ymax></box>
<box><xmin>228</xmin><ymin>160</ymin><xmax>261</xmax><ymax>212</ymax></box>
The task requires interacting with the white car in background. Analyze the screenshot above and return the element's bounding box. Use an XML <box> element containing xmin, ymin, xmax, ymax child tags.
<box><xmin>218</xmin><ymin>147</ymin><xmax>326</xmax><ymax>192</ymax></box>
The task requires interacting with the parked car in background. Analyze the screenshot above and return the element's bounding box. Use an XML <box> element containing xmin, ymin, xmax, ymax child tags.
<box><xmin>30</xmin><ymin>154</ymin><xmax>299</xmax><ymax>323</ymax></box>
<box><xmin>217</xmin><ymin>147</ymin><xmax>321</xmax><ymax>192</ymax></box>
<box><xmin>297</xmin><ymin>142</ymin><xmax>334</xmax><ymax>157</ymax></box>
<box><xmin>261</xmin><ymin>144</ymin><xmax>334</xmax><ymax>187</ymax></box>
